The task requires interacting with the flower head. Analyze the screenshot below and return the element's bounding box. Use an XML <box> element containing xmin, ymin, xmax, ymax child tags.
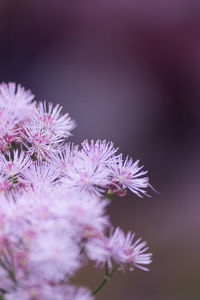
<box><xmin>62</xmin><ymin>153</ymin><xmax>110</xmax><ymax>195</ymax></box>
<box><xmin>0</xmin><ymin>82</ymin><xmax>35</xmax><ymax>122</ymax></box>
<box><xmin>36</xmin><ymin>101</ymin><xmax>75</xmax><ymax>138</ymax></box>
<box><xmin>0</xmin><ymin>150</ymin><xmax>30</xmax><ymax>178</ymax></box>
<box><xmin>109</xmin><ymin>155</ymin><xmax>149</xmax><ymax>197</ymax></box>
<box><xmin>86</xmin><ymin>227</ymin><xmax>152</xmax><ymax>272</ymax></box>
<box><xmin>21</xmin><ymin>161</ymin><xmax>61</xmax><ymax>192</ymax></box>
<box><xmin>21</xmin><ymin>120</ymin><xmax>62</xmax><ymax>160</ymax></box>
<box><xmin>81</xmin><ymin>140</ymin><xmax>118</xmax><ymax>166</ymax></box>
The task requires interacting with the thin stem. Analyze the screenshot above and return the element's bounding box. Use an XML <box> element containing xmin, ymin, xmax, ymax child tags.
<box><xmin>10</xmin><ymin>176</ymin><xmax>14</xmax><ymax>191</ymax></box>
<box><xmin>0</xmin><ymin>259</ymin><xmax>17</xmax><ymax>285</ymax></box>
<box><xmin>59</xmin><ymin>246</ymin><xmax>85</xmax><ymax>285</ymax></box>
<box><xmin>8</xmin><ymin>270</ymin><xmax>17</xmax><ymax>285</ymax></box>
<box><xmin>105</xmin><ymin>262</ymin><xmax>108</xmax><ymax>276</ymax></box>
<box><xmin>92</xmin><ymin>265</ymin><xmax>119</xmax><ymax>296</ymax></box>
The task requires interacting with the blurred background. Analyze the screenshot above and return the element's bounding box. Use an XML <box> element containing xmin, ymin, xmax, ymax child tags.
<box><xmin>0</xmin><ymin>1</ymin><xmax>200</xmax><ymax>299</ymax></box>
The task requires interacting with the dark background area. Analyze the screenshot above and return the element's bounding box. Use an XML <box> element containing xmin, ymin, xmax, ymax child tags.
<box><xmin>0</xmin><ymin>1</ymin><xmax>200</xmax><ymax>299</ymax></box>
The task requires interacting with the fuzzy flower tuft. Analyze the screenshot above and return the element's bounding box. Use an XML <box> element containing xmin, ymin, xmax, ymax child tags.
<box><xmin>0</xmin><ymin>82</ymin><xmax>153</xmax><ymax>299</ymax></box>
<box><xmin>86</xmin><ymin>227</ymin><xmax>152</xmax><ymax>272</ymax></box>
<box><xmin>109</xmin><ymin>154</ymin><xmax>149</xmax><ymax>197</ymax></box>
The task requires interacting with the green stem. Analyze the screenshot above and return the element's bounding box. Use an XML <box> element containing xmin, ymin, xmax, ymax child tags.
<box><xmin>92</xmin><ymin>265</ymin><xmax>119</xmax><ymax>296</ymax></box>
<box><xmin>10</xmin><ymin>175</ymin><xmax>15</xmax><ymax>191</ymax></box>
<box><xmin>105</xmin><ymin>262</ymin><xmax>108</xmax><ymax>276</ymax></box>
<box><xmin>106</xmin><ymin>190</ymin><xmax>113</xmax><ymax>200</ymax></box>
<box><xmin>0</xmin><ymin>259</ymin><xmax>17</xmax><ymax>285</ymax></box>
<box><xmin>8</xmin><ymin>270</ymin><xmax>17</xmax><ymax>284</ymax></box>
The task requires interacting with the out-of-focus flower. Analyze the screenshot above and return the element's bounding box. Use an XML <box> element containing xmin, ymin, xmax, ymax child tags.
<box><xmin>86</xmin><ymin>227</ymin><xmax>152</xmax><ymax>272</ymax></box>
<box><xmin>0</xmin><ymin>174</ymin><xmax>11</xmax><ymax>193</ymax></box>
<box><xmin>0</xmin><ymin>82</ymin><xmax>35</xmax><ymax>122</ymax></box>
<box><xmin>5</xmin><ymin>283</ymin><xmax>94</xmax><ymax>300</ymax></box>
<box><xmin>62</xmin><ymin>193</ymin><xmax>110</xmax><ymax>238</ymax></box>
<box><xmin>29</xmin><ymin>229</ymin><xmax>80</xmax><ymax>282</ymax></box>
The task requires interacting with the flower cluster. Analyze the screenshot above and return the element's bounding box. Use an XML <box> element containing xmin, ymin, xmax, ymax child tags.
<box><xmin>0</xmin><ymin>83</ymin><xmax>152</xmax><ymax>300</ymax></box>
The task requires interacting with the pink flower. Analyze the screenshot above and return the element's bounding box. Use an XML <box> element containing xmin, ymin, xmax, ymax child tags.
<box><xmin>5</xmin><ymin>283</ymin><xmax>94</xmax><ymax>300</ymax></box>
<box><xmin>62</xmin><ymin>193</ymin><xmax>110</xmax><ymax>238</ymax></box>
<box><xmin>81</xmin><ymin>139</ymin><xmax>118</xmax><ymax>166</ymax></box>
<box><xmin>109</xmin><ymin>155</ymin><xmax>149</xmax><ymax>197</ymax></box>
<box><xmin>0</xmin><ymin>175</ymin><xmax>11</xmax><ymax>192</ymax></box>
<box><xmin>21</xmin><ymin>120</ymin><xmax>62</xmax><ymax>160</ymax></box>
<box><xmin>0</xmin><ymin>150</ymin><xmax>30</xmax><ymax>178</ymax></box>
<box><xmin>50</xmin><ymin>143</ymin><xmax>79</xmax><ymax>172</ymax></box>
<box><xmin>29</xmin><ymin>229</ymin><xmax>80</xmax><ymax>282</ymax></box>
<box><xmin>0</xmin><ymin>82</ymin><xmax>153</xmax><ymax>298</ymax></box>
<box><xmin>0</xmin><ymin>110</ymin><xmax>19</xmax><ymax>150</ymax></box>
<box><xmin>21</xmin><ymin>162</ymin><xmax>61</xmax><ymax>191</ymax></box>
<box><xmin>0</xmin><ymin>82</ymin><xmax>35</xmax><ymax>122</ymax></box>
<box><xmin>86</xmin><ymin>227</ymin><xmax>152</xmax><ymax>271</ymax></box>
<box><xmin>62</xmin><ymin>154</ymin><xmax>110</xmax><ymax>195</ymax></box>
<box><xmin>36</xmin><ymin>101</ymin><xmax>75</xmax><ymax>138</ymax></box>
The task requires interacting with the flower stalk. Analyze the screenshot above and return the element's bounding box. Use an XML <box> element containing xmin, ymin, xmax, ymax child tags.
<box><xmin>92</xmin><ymin>264</ymin><xmax>119</xmax><ymax>296</ymax></box>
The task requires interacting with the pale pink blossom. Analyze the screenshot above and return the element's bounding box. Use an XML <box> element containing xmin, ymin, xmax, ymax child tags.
<box><xmin>64</xmin><ymin>286</ymin><xmax>94</xmax><ymax>300</ymax></box>
<box><xmin>0</xmin><ymin>82</ymin><xmax>35</xmax><ymax>122</ymax></box>
<box><xmin>109</xmin><ymin>154</ymin><xmax>149</xmax><ymax>197</ymax></box>
<box><xmin>62</xmin><ymin>155</ymin><xmax>110</xmax><ymax>195</ymax></box>
<box><xmin>0</xmin><ymin>175</ymin><xmax>11</xmax><ymax>193</ymax></box>
<box><xmin>0</xmin><ymin>83</ymin><xmax>36</xmax><ymax>150</ymax></box>
<box><xmin>0</xmin><ymin>109</ymin><xmax>19</xmax><ymax>150</ymax></box>
<box><xmin>29</xmin><ymin>229</ymin><xmax>80</xmax><ymax>282</ymax></box>
<box><xmin>0</xmin><ymin>150</ymin><xmax>30</xmax><ymax>178</ymax></box>
<box><xmin>21</xmin><ymin>120</ymin><xmax>62</xmax><ymax>160</ymax></box>
<box><xmin>50</xmin><ymin>143</ymin><xmax>79</xmax><ymax>173</ymax></box>
<box><xmin>62</xmin><ymin>193</ymin><xmax>110</xmax><ymax>238</ymax></box>
<box><xmin>5</xmin><ymin>283</ymin><xmax>94</xmax><ymax>300</ymax></box>
<box><xmin>21</xmin><ymin>162</ymin><xmax>61</xmax><ymax>191</ymax></box>
<box><xmin>86</xmin><ymin>227</ymin><xmax>152</xmax><ymax>271</ymax></box>
<box><xmin>36</xmin><ymin>101</ymin><xmax>76</xmax><ymax>138</ymax></box>
<box><xmin>0</xmin><ymin>82</ymin><xmax>153</xmax><ymax>298</ymax></box>
<box><xmin>81</xmin><ymin>139</ymin><xmax>118</xmax><ymax>166</ymax></box>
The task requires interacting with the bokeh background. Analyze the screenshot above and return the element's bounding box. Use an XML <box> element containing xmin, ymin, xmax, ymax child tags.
<box><xmin>0</xmin><ymin>1</ymin><xmax>200</xmax><ymax>299</ymax></box>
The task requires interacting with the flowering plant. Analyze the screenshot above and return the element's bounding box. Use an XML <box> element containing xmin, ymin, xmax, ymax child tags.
<box><xmin>0</xmin><ymin>83</ymin><xmax>152</xmax><ymax>299</ymax></box>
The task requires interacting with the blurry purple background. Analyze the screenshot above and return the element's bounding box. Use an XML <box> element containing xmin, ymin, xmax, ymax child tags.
<box><xmin>0</xmin><ymin>1</ymin><xmax>200</xmax><ymax>299</ymax></box>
